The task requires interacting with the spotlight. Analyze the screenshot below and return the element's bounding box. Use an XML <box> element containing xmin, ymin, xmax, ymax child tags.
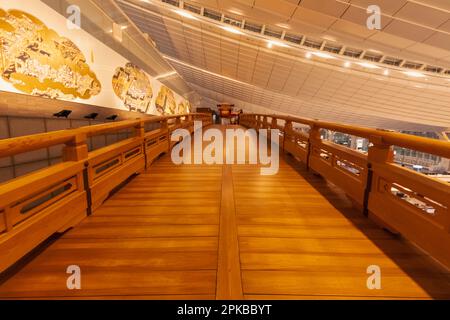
<box><xmin>53</xmin><ymin>110</ymin><xmax>72</xmax><ymax>118</ymax></box>
<box><xmin>84</xmin><ymin>113</ymin><xmax>99</xmax><ymax>120</ymax></box>
<box><xmin>106</xmin><ymin>115</ymin><xmax>118</xmax><ymax>121</ymax></box>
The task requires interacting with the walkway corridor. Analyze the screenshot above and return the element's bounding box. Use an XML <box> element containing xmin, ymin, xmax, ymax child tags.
<box><xmin>0</xmin><ymin>126</ymin><xmax>449</xmax><ymax>299</ymax></box>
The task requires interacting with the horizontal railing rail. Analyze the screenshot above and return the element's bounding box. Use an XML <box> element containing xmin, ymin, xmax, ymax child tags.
<box><xmin>0</xmin><ymin>113</ymin><xmax>212</xmax><ymax>273</ymax></box>
<box><xmin>240</xmin><ymin>113</ymin><xmax>450</xmax><ymax>270</ymax></box>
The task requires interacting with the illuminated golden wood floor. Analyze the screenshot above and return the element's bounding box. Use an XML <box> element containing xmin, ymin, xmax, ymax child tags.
<box><xmin>0</xmin><ymin>126</ymin><xmax>449</xmax><ymax>299</ymax></box>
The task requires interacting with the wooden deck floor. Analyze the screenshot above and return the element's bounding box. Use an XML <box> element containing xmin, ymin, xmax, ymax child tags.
<box><xmin>1</xmin><ymin>125</ymin><xmax>450</xmax><ymax>299</ymax></box>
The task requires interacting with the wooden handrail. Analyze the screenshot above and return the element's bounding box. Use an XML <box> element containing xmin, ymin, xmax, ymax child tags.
<box><xmin>245</xmin><ymin>113</ymin><xmax>450</xmax><ymax>158</ymax></box>
<box><xmin>0</xmin><ymin>130</ymin><xmax>76</xmax><ymax>158</ymax></box>
<box><xmin>0</xmin><ymin>113</ymin><xmax>208</xmax><ymax>158</ymax></box>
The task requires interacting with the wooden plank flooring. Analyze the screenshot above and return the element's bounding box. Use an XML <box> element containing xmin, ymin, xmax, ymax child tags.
<box><xmin>0</xmin><ymin>125</ymin><xmax>449</xmax><ymax>299</ymax></box>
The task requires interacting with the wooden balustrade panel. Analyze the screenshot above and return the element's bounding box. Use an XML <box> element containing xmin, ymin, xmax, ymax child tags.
<box><xmin>0</xmin><ymin>162</ymin><xmax>87</xmax><ymax>273</ymax></box>
<box><xmin>283</xmin><ymin>131</ymin><xmax>309</xmax><ymax>164</ymax></box>
<box><xmin>144</xmin><ymin>132</ymin><xmax>169</xmax><ymax>166</ymax></box>
<box><xmin>9</xmin><ymin>177</ymin><xmax>79</xmax><ymax>227</ymax></box>
<box><xmin>88</xmin><ymin>138</ymin><xmax>146</xmax><ymax>211</ymax></box>
<box><xmin>308</xmin><ymin>141</ymin><xmax>368</xmax><ymax>207</ymax></box>
<box><xmin>368</xmin><ymin>163</ymin><xmax>450</xmax><ymax>268</ymax></box>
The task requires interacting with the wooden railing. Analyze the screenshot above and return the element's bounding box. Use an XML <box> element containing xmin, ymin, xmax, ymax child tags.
<box><xmin>240</xmin><ymin>113</ymin><xmax>450</xmax><ymax>269</ymax></box>
<box><xmin>0</xmin><ymin>113</ymin><xmax>212</xmax><ymax>273</ymax></box>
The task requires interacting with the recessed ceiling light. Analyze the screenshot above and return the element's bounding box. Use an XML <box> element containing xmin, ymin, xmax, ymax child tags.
<box><xmin>173</xmin><ymin>9</ymin><xmax>198</xmax><ymax>20</ymax></box>
<box><xmin>311</xmin><ymin>52</ymin><xmax>335</xmax><ymax>59</ymax></box>
<box><xmin>403</xmin><ymin>71</ymin><xmax>425</xmax><ymax>78</ymax></box>
<box><xmin>305</xmin><ymin>52</ymin><xmax>312</xmax><ymax>59</ymax></box>
<box><xmin>343</xmin><ymin>61</ymin><xmax>351</xmax><ymax>68</ymax></box>
<box><xmin>383</xmin><ymin>69</ymin><xmax>390</xmax><ymax>76</ymax></box>
<box><xmin>356</xmin><ymin>62</ymin><xmax>380</xmax><ymax>69</ymax></box>
<box><xmin>220</xmin><ymin>25</ymin><xmax>244</xmax><ymax>35</ymax></box>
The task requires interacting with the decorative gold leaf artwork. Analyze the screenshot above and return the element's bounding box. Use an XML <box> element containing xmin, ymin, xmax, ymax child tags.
<box><xmin>0</xmin><ymin>9</ymin><xmax>101</xmax><ymax>99</ymax></box>
<box><xmin>178</xmin><ymin>100</ymin><xmax>191</xmax><ymax>114</ymax></box>
<box><xmin>112</xmin><ymin>62</ymin><xmax>153</xmax><ymax>113</ymax></box>
<box><xmin>155</xmin><ymin>85</ymin><xmax>177</xmax><ymax>115</ymax></box>
<box><xmin>186</xmin><ymin>101</ymin><xmax>191</xmax><ymax>113</ymax></box>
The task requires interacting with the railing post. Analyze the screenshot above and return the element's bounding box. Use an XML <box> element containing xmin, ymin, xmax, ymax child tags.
<box><xmin>62</xmin><ymin>133</ymin><xmax>90</xmax><ymax>215</ymax></box>
<box><xmin>134</xmin><ymin>121</ymin><xmax>145</xmax><ymax>138</ymax></box>
<box><xmin>161</xmin><ymin>119</ymin><xmax>170</xmax><ymax>151</ymax></box>
<box><xmin>262</xmin><ymin>116</ymin><xmax>268</xmax><ymax>129</ymax></box>
<box><xmin>363</xmin><ymin>136</ymin><xmax>394</xmax><ymax>217</ymax></box>
<box><xmin>256</xmin><ymin>116</ymin><xmax>261</xmax><ymax>129</ymax></box>
<box><xmin>271</xmin><ymin>117</ymin><xmax>277</xmax><ymax>129</ymax></box>
<box><xmin>134</xmin><ymin>121</ymin><xmax>147</xmax><ymax>169</ymax></box>
<box><xmin>187</xmin><ymin>114</ymin><xmax>194</xmax><ymax>133</ymax></box>
<box><xmin>307</xmin><ymin>125</ymin><xmax>321</xmax><ymax>170</ymax></box>
<box><xmin>161</xmin><ymin>118</ymin><xmax>169</xmax><ymax>132</ymax></box>
<box><xmin>284</xmin><ymin>120</ymin><xmax>293</xmax><ymax>152</ymax></box>
<box><xmin>62</xmin><ymin>133</ymin><xmax>88</xmax><ymax>162</ymax></box>
<box><xmin>367</xmin><ymin>137</ymin><xmax>394</xmax><ymax>164</ymax></box>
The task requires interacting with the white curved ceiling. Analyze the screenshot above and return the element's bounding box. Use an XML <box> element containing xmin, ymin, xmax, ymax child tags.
<box><xmin>185</xmin><ymin>0</ymin><xmax>450</xmax><ymax>66</ymax></box>
<box><xmin>117</xmin><ymin>0</ymin><xmax>450</xmax><ymax>131</ymax></box>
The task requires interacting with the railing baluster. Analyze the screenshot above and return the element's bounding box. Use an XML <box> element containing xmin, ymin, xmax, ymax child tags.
<box><xmin>4</xmin><ymin>207</ymin><xmax>12</xmax><ymax>232</ymax></box>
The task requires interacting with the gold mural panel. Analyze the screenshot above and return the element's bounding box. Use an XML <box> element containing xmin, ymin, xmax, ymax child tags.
<box><xmin>112</xmin><ymin>62</ymin><xmax>153</xmax><ymax>113</ymax></box>
<box><xmin>178</xmin><ymin>100</ymin><xmax>191</xmax><ymax>114</ymax></box>
<box><xmin>155</xmin><ymin>85</ymin><xmax>177</xmax><ymax>115</ymax></box>
<box><xmin>0</xmin><ymin>9</ymin><xmax>101</xmax><ymax>99</ymax></box>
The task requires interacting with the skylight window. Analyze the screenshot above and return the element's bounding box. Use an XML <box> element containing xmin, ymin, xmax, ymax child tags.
<box><xmin>343</xmin><ymin>48</ymin><xmax>363</xmax><ymax>58</ymax></box>
<box><xmin>382</xmin><ymin>56</ymin><xmax>402</xmax><ymax>66</ymax></box>
<box><xmin>243</xmin><ymin>21</ymin><xmax>262</xmax><ymax>33</ymax></box>
<box><xmin>183</xmin><ymin>2</ymin><xmax>201</xmax><ymax>14</ymax></box>
<box><xmin>284</xmin><ymin>33</ymin><xmax>302</xmax><ymax>44</ymax></box>
<box><xmin>162</xmin><ymin>0</ymin><xmax>179</xmax><ymax>7</ymax></box>
<box><xmin>403</xmin><ymin>61</ymin><xmax>423</xmax><ymax>70</ymax></box>
<box><xmin>424</xmin><ymin>66</ymin><xmax>443</xmax><ymax>74</ymax></box>
<box><xmin>363</xmin><ymin>52</ymin><xmax>383</xmax><ymax>62</ymax></box>
<box><xmin>203</xmin><ymin>8</ymin><xmax>221</xmax><ymax>21</ymax></box>
<box><xmin>264</xmin><ymin>27</ymin><xmax>283</xmax><ymax>39</ymax></box>
<box><xmin>223</xmin><ymin>15</ymin><xmax>242</xmax><ymax>28</ymax></box>
<box><xmin>303</xmin><ymin>38</ymin><xmax>322</xmax><ymax>49</ymax></box>
<box><xmin>323</xmin><ymin>44</ymin><xmax>342</xmax><ymax>54</ymax></box>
